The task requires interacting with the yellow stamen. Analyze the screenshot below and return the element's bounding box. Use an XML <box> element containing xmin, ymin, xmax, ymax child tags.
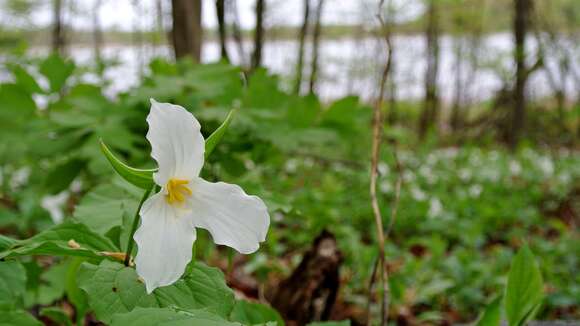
<box><xmin>166</xmin><ymin>179</ymin><xmax>192</xmax><ymax>204</ymax></box>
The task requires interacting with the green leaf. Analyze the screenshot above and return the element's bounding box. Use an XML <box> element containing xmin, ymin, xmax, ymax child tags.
<box><xmin>505</xmin><ymin>244</ymin><xmax>544</xmax><ymax>326</ymax></box>
<box><xmin>9</xmin><ymin>65</ymin><xmax>43</xmax><ymax>94</ymax></box>
<box><xmin>74</xmin><ymin>182</ymin><xmax>140</xmax><ymax>235</ymax></box>
<box><xmin>0</xmin><ymin>261</ymin><xmax>27</xmax><ymax>305</ymax></box>
<box><xmin>0</xmin><ymin>222</ymin><xmax>117</xmax><ymax>260</ymax></box>
<box><xmin>0</xmin><ymin>309</ymin><xmax>42</xmax><ymax>326</ymax></box>
<box><xmin>65</xmin><ymin>258</ymin><xmax>89</xmax><ymax>323</ymax></box>
<box><xmin>0</xmin><ymin>235</ymin><xmax>17</xmax><ymax>251</ymax></box>
<box><xmin>230</xmin><ymin>301</ymin><xmax>284</xmax><ymax>326</ymax></box>
<box><xmin>476</xmin><ymin>296</ymin><xmax>502</xmax><ymax>326</ymax></box>
<box><xmin>99</xmin><ymin>139</ymin><xmax>155</xmax><ymax>190</ymax></box>
<box><xmin>110</xmin><ymin>307</ymin><xmax>241</xmax><ymax>326</ymax></box>
<box><xmin>78</xmin><ymin>260</ymin><xmax>235</xmax><ymax>324</ymax></box>
<box><xmin>39</xmin><ymin>54</ymin><xmax>75</xmax><ymax>93</ymax></box>
<box><xmin>39</xmin><ymin>307</ymin><xmax>72</xmax><ymax>326</ymax></box>
<box><xmin>205</xmin><ymin>109</ymin><xmax>236</xmax><ymax>159</ymax></box>
<box><xmin>44</xmin><ymin>158</ymin><xmax>85</xmax><ymax>194</ymax></box>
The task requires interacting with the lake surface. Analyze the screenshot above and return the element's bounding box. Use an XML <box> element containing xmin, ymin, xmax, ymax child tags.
<box><xmin>23</xmin><ymin>33</ymin><xmax>580</xmax><ymax>103</ymax></box>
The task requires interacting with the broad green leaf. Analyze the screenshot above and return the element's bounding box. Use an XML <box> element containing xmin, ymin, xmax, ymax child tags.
<box><xmin>0</xmin><ymin>261</ymin><xmax>27</xmax><ymax>305</ymax></box>
<box><xmin>230</xmin><ymin>301</ymin><xmax>284</xmax><ymax>326</ymax></box>
<box><xmin>0</xmin><ymin>222</ymin><xmax>117</xmax><ymax>260</ymax></box>
<box><xmin>39</xmin><ymin>307</ymin><xmax>72</xmax><ymax>326</ymax></box>
<box><xmin>44</xmin><ymin>158</ymin><xmax>85</xmax><ymax>194</ymax></box>
<box><xmin>110</xmin><ymin>307</ymin><xmax>241</xmax><ymax>326</ymax></box>
<box><xmin>39</xmin><ymin>54</ymin><xmax>75</xmax><ymax>93</ymax></box>
<box><xmin>505</xmin><ymin>245</ymin><xmax>544</xmax><ymax>326</ymax></box>
<box><xmin>0</xmin><ymin>309</ymin><xmax>42</xmax><ymax>326</ymax></box>
<box><xmin>205</xmin><ymin>109</ymin><xmax>236</xmax><ymax>159</ymax></box>
<box><xmin>74</xmin><ymin>182</ymin><xmax>139</xmax><ymax>235</ymax></box>
<box><xmin>0</xmin><ymin>84</ymin><xmax>36</xmax><ymax>124</ymax></box>
<box><xmin>78</xmin><ymin>260</ymin><xmax>235</xmax><ymax>324</ymax></box>
<box><xmin>0</xmin><ymin>235</ymin><xmax>17</xmax><ymax>251</ymax></box>
<box><xmin>65</xmin><ymin>258</ymin><xmax>89</xmax><ymax>323</ymax></box>
<box><xmin>9</xmin><ymin>65</ymin><xmax>43</xmax><ymax>94</ymax></box>
<box><xmin>99</xmin><ymin>140</ymin><xmax>155</xmax><ymax>190</ymax></box>
<box><xmin>476</xmin><ymin>296</ymin><xmax>502</xmax><ymax>326</ymax></box>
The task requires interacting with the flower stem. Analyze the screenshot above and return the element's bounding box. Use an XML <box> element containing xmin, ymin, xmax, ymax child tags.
<box><xmin>124</xmin><ymin>185</ymin><xmax>154</xmax><ymax>266</ymax></box>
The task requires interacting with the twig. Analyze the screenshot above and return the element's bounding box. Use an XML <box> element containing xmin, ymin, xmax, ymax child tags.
<box><xmin>368</xmin><ymin>0</ymin><xmax>394</xmax><ymax>325</ymax></box>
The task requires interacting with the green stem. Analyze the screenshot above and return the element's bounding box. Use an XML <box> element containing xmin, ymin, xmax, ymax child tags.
<box><xmin>124</xmin><ymin>185</ymin><xmax>154</xmax><ymax>266</ymax></box>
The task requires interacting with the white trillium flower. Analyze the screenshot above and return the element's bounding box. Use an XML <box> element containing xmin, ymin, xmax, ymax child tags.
<box><xmin>134</xmin><ymin>99</ymin><xmax>270</xmax><ymax>293</ymax></box>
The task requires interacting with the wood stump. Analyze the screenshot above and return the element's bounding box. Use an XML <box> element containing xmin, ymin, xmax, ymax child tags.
<box><xmin>271</xmin><ymin>230</ymin><xmax>343</xmax><ymax>325</ymax></box>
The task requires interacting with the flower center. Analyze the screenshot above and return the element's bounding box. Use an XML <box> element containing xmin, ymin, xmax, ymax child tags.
<box><xmin>165</xmin><ymin>179</ymin><xmax>192</xmax><ymax>204</ymax></box>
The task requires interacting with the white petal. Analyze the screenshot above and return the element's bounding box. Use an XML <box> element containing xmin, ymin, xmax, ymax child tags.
<box><xmin>188</xmin><ymin>178</ymin><xmax>269</xmax><ymax>254</ymax></box>
<box><xmin>147</xmin><ymin>99</ymin><xmax>205</xmax><ymax>185</ymax></box>
<box><xmin>134</xmin><ymin>192</ymin><xmax>196</xmax><ymax>293</ymax></box>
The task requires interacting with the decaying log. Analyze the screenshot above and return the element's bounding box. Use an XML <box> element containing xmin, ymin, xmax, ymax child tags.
<box><xmin>271</xmin><ymin>230</ymin><xmax>343</xmax><ymax>325</ymax></box>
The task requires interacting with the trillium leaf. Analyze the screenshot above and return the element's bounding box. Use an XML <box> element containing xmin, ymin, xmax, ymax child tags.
<box><xmin>0</xmin><ymin>222</ymin><xmax>118</xmax><ymax>260</ymax></box>
<box><xmin>505</xmin><ymin>244</ymin><xmax>544</xmax><ymax>326</ymax></box>
<box><xmin>99</xmin><ymin>139</ymin><xmax>156</xmax><ymax>190</ymax></box>
<box><xmin>78</xmin><ymin>260</ymin><xmax>235</xmax><ymax>324</ymax></box>
<box><xmin>205</xmin><ymin>108</ymin><xmax>236</xmax><ymax>159</ymax></box>
<box><xmin>476</xmin><ymin>296</ymin><xmax>502</xmax><ymax>326</ymax></box>
<box><xmin>0</xmin><ymin>260</ymin><xmax>27</xmax><ymax>306</ymax></box>
<box><xmin>230</xmin><ymin>300</ymin><xmax>284</xmax><ymax>326</ymax></box>
<box><xmin>110</xmin><ymin>307</ymin><xmax>241</xmax><ymax>326</ymax></box>
<box><xmin>0</xmin><ymin>309</ymin><xmax>43</xmax><ymax>326</ymax></box>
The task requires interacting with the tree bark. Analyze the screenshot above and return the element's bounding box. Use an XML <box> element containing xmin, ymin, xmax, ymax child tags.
<box><xmin>250</xmin><ymin>0</ymin><xmax>265</xmax><ymax>71</ymax></box>
<box><xmin>52</xmin><ymin>0</ymin><xmax>66</xmax><ymax>55</ymax></box>
<box><xmin>171</xmin><ymin>0</ymin><xmax>203</xmax><ymax>61</ymax></box>
<box><xmin>451</xmin><ymin>38</ymin><xmax>464</xmax><ymax>131</ymax></box>
<box><xmin>308</xmin><ymin>0</ymin><xmax>325</xmax><ymax>94</ymax></box>
<box><xmin>418</xmin><ymin>0</ymin><xmax>440</xmax><ymax>139</ymax></box>
<box><xmin>510</xmin><ymin>0</ymin><xmax>532</xmax><ymax>149</ymax></box>
<box><xmin>228</xmin><ymin>0</ymin><xmax>246</xmax><ymax>67</ymax></box>
<box><xmin>216</xmin><ymin>0</ymin><xmax>230</xmax><ymax>61</ymax></box>
<box><xmin>293</xmin><ymin>0</ymin><xmax>311</xmax><ymax>94</ymax></box>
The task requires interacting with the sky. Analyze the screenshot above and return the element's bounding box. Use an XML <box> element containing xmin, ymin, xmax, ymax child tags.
<box><xmin>3</xmin><ymin>0</ymin><xmax>422</xmax><ymax>31</ymax></box>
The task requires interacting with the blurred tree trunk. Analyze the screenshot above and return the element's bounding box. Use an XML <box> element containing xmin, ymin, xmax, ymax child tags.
<box><xmin>510</xmin><ymin>0</ymin><xmax>532</xmax><ymax>149</ymax></box>
<box><xmin>250</xmin><ymin>0</ymin><xmax>265</xmax><ymax>71</ymax></box>
<box><xmin>171</xmin><ymin>0</ymin><xmax>203</xmax><ymax>61</ymax></box>
<box><xmin>216</xmin><ymin>0</ymin><xmax>230</xmax><ymax>61</ymax></box>
<box><xmin>418</xmin><ymin>0</ymin><xmax>440</xmax><ymax>139</ymax></box>
<box><xmin>293</xmin><ymin>0</ymin><xmax>311</xmax><ymax>94</ymax></box>
<box><xmin>450</xmin><ymin>38</ymin><xmax>464</xmax><ymax>131</ymax></box>
<box><xmin>228</xmin><ymin>0</ymin><xmax>246</xmax><ymax>66</ymax></box>
<box><xmin>385</xmin><ymin>0</ymin><xmax>397</xmax><ymax>125</ymax></box>
<box><xmin>92</xmin><ymin>0</ymin><xmax>103</xmax><ymax>63</ymax></box>
<box><xmin>51</xmin><ymin>0</ymin><xmax>65</xmax><ymax>55</ymax></box>
<box><xmin>308</xmin><ymin>0</ymin><xmax>325</xmax><ymax>94</ymax></box>
<box><xmin>156</xmin><ymin>0</ymin><xmax>164</xmax><ymax>34</ymax></box>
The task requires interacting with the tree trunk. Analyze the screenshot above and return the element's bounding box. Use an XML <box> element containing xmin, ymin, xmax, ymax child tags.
<box><xmin>92</xmin><ymin>0</ymin><xmax>103</xmax><ymax>63</ymax></box>
<box><xmin>510</xmin><ymin>0</ymin><xmax>532</xmax><ymax>149</ymax></box>
<box><xmin>228</xmin><ymin>0</ymin><xmax>246</xmax><ymax>67</ymax></box>
<box><xmin>308</xmin><ymin>0</ymin><xmax>325</xmax><ymax>94</ymax></box>
<box><xmin>293</xmin><ymin>0</ymin><xmax>311</xmax><ymax>94</ymax></box>
<box><xmin>250</xmin><ymin>0</ymin><xmax>265</xmax><ymax>71</ymax></box>
<box><xmin>52</xmin><ymin>0</ymin><xmax>65</xmax><ymax>55</ymax></box>
<box><xmin>171</xmin><ymin>0</ymin><xmax>203</xmax><ymax>61</ymax></box>
<box><xmin>418</xmin><ymin>0</ymin><xmax>440</xmax><ymax>139</ymax></box>
<box><xmin>451</xmin><ymin>38</ymin><xmax>464</xmax><ymax>131</ymax></box>
<box><xmin>216</xmin><ymin>0</ymin><xmax>230</xmax><ymax>61</ymax></box>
